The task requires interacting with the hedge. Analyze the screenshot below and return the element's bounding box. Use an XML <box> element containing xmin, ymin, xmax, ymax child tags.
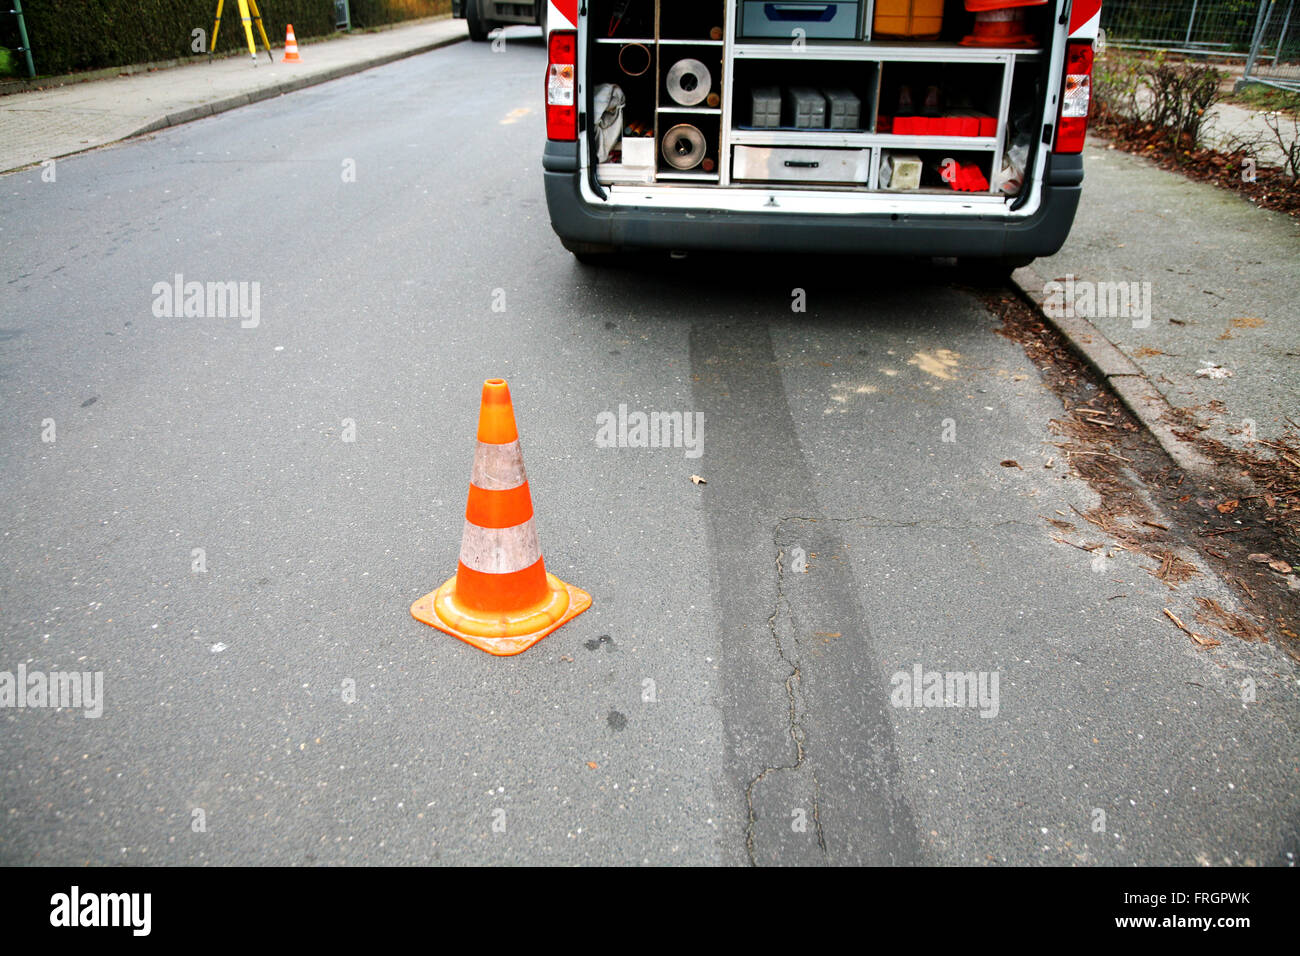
<box><xmin>1</xmin><ymin>0</ymin><xmax>450</xmax><ymax>77</ymax></box>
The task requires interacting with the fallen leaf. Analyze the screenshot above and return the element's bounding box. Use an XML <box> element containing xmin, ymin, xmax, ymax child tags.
<box><xmin>690</xmin><ymin>474</ymin><xmax>706</xmax><ymax>485</ymax></box>
<box><xmin>1269</xmin><ymin>559</ymin><xmax>1293</xmax><ymax>574</ymax></box>
<box><xmin>587</xmin><ymin>762</ymin><xmax>598</xmax><ymax>770</ymax></box>
<box><xmin>1000</xmin><ymin>459</ymin><xmax>1023</xmax><ymax>469</ymax></box>
<box><xmin>1248</xmin><ymin>553</ymin><xmax>1272</xmax><ymax>563</ymax></box>
<box><xmin>1216</xmin><ymin>500</ymin><xmax>1239</xmax><ymax>514</ymax></box>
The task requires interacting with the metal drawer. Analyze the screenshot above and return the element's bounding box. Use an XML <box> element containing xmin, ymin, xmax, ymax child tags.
<box><xmin>740</xmin><ymin>2</ymin><xmax>861</xmax><ymax>40</ymax></box>
<box><xmin>732</xmin><ymin>145</ymin><xmax>871</xmax><ymax>184</ymax></box>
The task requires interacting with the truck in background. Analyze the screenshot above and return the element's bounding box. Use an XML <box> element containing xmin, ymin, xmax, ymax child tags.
<box><xmin>452</xmin><ymin>0</ymin><xmax>546</xmax><ymax>42</ymax></box>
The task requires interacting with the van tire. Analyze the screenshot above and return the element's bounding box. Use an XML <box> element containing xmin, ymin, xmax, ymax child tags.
<box><xmin>538</xmin><ymin>0</ymin><xmax>547</xmax><ymax>35</ymax></box>
<box><xmin>466</xmin><ymin>0</ymin><xmax>491</xmax><ymax>41</ymax></box>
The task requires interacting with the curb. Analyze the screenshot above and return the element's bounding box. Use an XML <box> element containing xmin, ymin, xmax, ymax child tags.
<box><xmin>5</xmin><ymin>30</ymin><xmax>466</xmax><ymax>172</ymax></box>
<box><xmin>1011</xmin><ymin>263</ymin><xmax>1218</xmax><ymax>480</ymax></box>
<box><xmin>0</xmin><ymin>15</ymin><xmax>455</xmax><ymax>97</ymax></box>
<box><xmin>130</xmin><ymin>31</ymin><xmax>467</xmax><ymax>140</ymax></box>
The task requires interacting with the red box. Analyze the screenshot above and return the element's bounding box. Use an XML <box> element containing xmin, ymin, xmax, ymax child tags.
<box><xmin>880</xmin><ymin>113</ymin><xmax>995</xmax><ymax>137</ymax></box>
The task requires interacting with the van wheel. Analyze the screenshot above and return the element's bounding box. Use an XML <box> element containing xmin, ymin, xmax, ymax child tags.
<box><xmin>466</xmin><ymin>0</ymin><xmax>491</xmax><ymax>41</ymax></box>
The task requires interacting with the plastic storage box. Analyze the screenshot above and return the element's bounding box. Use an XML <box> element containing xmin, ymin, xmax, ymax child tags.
<box><xmin>823</xmin><ymin>88</ymin><xmax>861</xmax><ymax>129</ymax></box>
<box><xmin>741</xmin><ymin>2</ymin><xmax>861</xmax><ymax>40</ymax></box>
<box><xmin>888</xmin><ymin>113</ymin><xmax>996</xmax><ymax>136</ymax></box>
<box><xmin>880</xmin><ymin>152</ymin><xmax>923</xmax><ymax>189</ymax></box>
<box><xmin>872</xmin><ymin>0</ymin><xmax>944</xmax><ymax>39</ymax></box>
<box><xmin>783</xmin><ymin>86</ymin><xmax>827</xmax><ymax>128</ymax></box>
<box><xmin>621</xmin><ymin>137</ymin><xmax>656</xmax><ymax>168</ymax></box>
<box><xmin>751</xmin><ymin>86</ymin><xmax>783</xmax><ymax>128</ymax></box>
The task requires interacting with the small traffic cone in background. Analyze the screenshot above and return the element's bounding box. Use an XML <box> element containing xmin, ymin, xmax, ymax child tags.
<box><xmin>283</xmin><ymin>24</ymin><xmax>301</xmax><ymax>62</ymax></box>
<box><xmin>411</xmin><ymin>379</ymin><xmax>591</xmax><ymax>656</ymax></box>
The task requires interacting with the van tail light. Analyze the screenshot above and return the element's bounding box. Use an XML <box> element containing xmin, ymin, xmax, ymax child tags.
<box><xmin>1055</xmin><ymin>40</ymin><xmax>1094</xmax><ymax>154</ymax></box>
<box><xmin>546</xmin><ymin>30</ymin><xmax>577</xmax><ymax>141</ymax></box>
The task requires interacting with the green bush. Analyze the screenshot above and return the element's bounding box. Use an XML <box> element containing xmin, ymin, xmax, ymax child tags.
<box><xmin>0</xmin><ymin>0</ymin><xmax>449</xmax><ymax>76</ymax></box>
<box><xmin>351</xmin><ymin>0</ymin><xmax>450</xmax><ymax>28</ymax></box>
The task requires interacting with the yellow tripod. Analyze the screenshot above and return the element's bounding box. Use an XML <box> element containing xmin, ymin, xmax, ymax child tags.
<box><xmin>211</xmin><ymin>0</ymin><xmax>274</xmax><ymax>63</ymax></box>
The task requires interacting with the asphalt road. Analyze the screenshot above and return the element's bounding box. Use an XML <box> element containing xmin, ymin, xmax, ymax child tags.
<box><xmin>2</xmin><ymin>32</ymin><xmax>1297</xmax><ymax>866</ymax></box>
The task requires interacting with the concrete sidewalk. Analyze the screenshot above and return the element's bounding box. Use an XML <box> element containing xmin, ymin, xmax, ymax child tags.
<box><xmin>0</xmin><ymin>16</ymin><xmax>469</xmax><ymax>174</ymax></box>
<box><xmin>1015</xmin><ymin>136</ymin><xmax>1300</xmax><ymax>475</ymax></box>
<box><xmin>1205</xmin><ymin>101</ymin><xmax>1295</xmax><ymax>169</ymax></box>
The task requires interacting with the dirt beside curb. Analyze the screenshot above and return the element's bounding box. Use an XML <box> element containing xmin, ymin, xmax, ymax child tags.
<box><xmin>979</xmin><ymin>286</ymin><xmax>1300</xmax><ymax>660</ymax></box>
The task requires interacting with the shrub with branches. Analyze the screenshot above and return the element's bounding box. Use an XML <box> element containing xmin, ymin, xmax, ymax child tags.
<box><xmin>1262</xmin><ymin>111</ymin><xmax>1300</xmax><ymax>181</ymax></box>
<box><xmin>1143</xmin><ymin>60</ymin><xmax>1224</xmax><ymax>150</ymax></box>
<box><xmin>1094</xmin><ymin>52</ymin><xmax>1224</xmax><ymax>153</ymax></box>
<box><xmin>1093</xmin><ymin>50</ymin><xmax>1146</xmax><ymax>126</ymax></box>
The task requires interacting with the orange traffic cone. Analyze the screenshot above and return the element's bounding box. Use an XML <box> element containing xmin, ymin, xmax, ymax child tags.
<box><xmin>960</xmin><ymin>0</ymin><xmax>1046</xmax><ymax>48</ymax></box>
<box><xmin>411</xmin><ymin>379</ymin><xmax>592</xmax><ymax>656</ymax></box>
<box><xmin>283</xmin><ymin>24</ymin><xmax>301</xmax><ymax>63</ymax></box>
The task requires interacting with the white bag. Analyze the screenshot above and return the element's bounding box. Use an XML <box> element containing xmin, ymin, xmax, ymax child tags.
<box><xmin>593</xmin><ymin>83</ymin><xmax>626</xmax><ymax>164</ymax></box>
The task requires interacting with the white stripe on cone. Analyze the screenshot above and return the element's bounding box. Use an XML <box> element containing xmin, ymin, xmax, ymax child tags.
<box><xmin>459</xmin><ymin>519</ymin><xmax>542</xmax><ymax>574</ymax></box>
<box><xmin>470</xmin><ymin>440</ymin><xmax>528</xmax><ymax>491</ymax></box>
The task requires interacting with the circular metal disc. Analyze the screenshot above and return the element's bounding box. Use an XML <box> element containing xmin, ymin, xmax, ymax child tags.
<box><xmin>666</xmin><ymin>58</ymin><xmax>711</xmax><ymax>107</ymax></box>
<box><xmin>661</xmin><ymin>124</ymin><xmax>706</xmax><ymax>170</ymax></box>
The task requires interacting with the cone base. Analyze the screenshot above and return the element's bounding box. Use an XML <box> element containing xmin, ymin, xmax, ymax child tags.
<box><xmin>959</xmin><ymin>34</ymin><xmax>1037</xmax><ymax>46</ymax></box>
<box><xmin>411</xmin><ymin>572</ymin><xmax>592</xmax><ymax>657</ymax></box>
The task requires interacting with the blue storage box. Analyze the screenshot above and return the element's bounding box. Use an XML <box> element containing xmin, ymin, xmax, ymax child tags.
<box><xmin>740</xmin><ymin>2</ymin><xmax>861</xmax><ymax>40</ymax></box>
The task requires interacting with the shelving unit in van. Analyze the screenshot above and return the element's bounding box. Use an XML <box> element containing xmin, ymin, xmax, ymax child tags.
<box><xmin>591</xmin><ymin>1</ymin><xmax>728</xmax><ymax>184</ymax></box>
<box><xmin>589</xmin><ymin>1</ymin><xmax>1051</xmax><ymax>199</ymax></box>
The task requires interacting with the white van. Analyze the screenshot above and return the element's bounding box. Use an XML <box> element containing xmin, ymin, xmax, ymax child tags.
<box><xmin>542</xmin><ymin>0</ymin><xmax>1101</xmax><ymax>268</ymax></box>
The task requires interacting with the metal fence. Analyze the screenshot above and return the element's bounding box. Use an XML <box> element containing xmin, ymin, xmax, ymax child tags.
<box><xmin>1102</xmin><ymin>0</ymin><xmax>1267</xmax><ymax>57</ymax></box>
<box><xmin>1101</xmin><ymin>1</ymin><xmax>1299</xmax><ymax>90</ymax></box>
<box><xmin>1243</xmin><ymin>0</ymin><xmax>1300</xmax><ymax>89</ymax></box>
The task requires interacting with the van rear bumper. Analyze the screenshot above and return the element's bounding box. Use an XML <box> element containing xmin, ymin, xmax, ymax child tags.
<box><xmin>543</xmin><ymin>142</ymin><xmax>1084</xmax><ymax>259</ymax></box>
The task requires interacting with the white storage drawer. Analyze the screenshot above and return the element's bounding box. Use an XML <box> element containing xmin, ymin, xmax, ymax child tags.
<box><xmin>732</xmin><ymin>145</ymin><xmax>871</xmax><ymax>184</ymax></box>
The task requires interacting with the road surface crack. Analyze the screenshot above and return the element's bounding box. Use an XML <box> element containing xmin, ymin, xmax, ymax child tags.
<box><xmin>744</xmin><ymin>524</ymin><xmax>828</xmax><ymax>865</ymax></box>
